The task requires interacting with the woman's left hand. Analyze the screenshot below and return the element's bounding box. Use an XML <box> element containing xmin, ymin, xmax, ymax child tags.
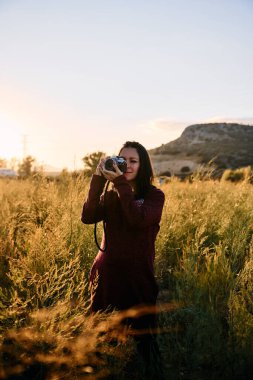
<box><xmin>100</xmin><ymin>162</ymin><xmax>123</xmax><ymax>181</ymax></box>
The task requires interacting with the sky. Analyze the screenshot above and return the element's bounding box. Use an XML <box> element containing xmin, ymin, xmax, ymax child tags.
<box><xmin>0</xmin><ymin>0</ymin><xmax>253</xmax><ymax>171</ymax></box>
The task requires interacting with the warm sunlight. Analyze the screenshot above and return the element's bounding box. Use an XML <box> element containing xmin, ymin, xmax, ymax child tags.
<box><xmin>0</xmin><ymin>113</ymin><xmax>23</xmax><ymax>160</ymax></box>
<box><xmin>0</xmin><ymin>0</ymin><xmax>252</xmax><ymax>170</ymax></box>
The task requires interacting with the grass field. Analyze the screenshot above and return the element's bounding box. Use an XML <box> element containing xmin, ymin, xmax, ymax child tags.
<box><xmin>1</xmin><ymin>174</ymin><xmax>253</xmax><ymax>379</ymax></box>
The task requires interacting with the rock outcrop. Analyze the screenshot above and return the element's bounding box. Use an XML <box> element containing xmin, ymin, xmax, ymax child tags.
<box><xmin>149</xmin><ymin>123</ymin><xmax>253</xmax><ymax>176</ymax></box>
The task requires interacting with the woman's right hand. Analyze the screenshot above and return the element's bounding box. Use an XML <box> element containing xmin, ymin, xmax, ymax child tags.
<box><xmin>95</xmin><ymin>158</ymin><xmax>106</xmax><ymax>176</ymax></box>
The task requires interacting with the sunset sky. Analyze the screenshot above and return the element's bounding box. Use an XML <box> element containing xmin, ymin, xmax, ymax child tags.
<box><xmin>0</xmin><ymin>0</ymin><xmax>253</xmax><ymax>170</ymax></box>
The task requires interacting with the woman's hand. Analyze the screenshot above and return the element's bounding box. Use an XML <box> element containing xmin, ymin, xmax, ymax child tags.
<box><xmin>95</xmin><ymin>158</ymin><xmax>107</xmax><ymax>176</ymax></box>
<box><xmin>99</xmin><ymin>160</ymin><xmax>123</xmax><ymax>181</ymax></box>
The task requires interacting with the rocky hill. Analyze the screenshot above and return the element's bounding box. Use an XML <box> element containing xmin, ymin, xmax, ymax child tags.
<box><xmin>149</xmin><ymin>123</ymin><xmax>253</xmax><ymax>176</ymax></box>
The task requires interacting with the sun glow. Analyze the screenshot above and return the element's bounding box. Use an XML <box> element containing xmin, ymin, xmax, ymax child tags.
<box><xmin>0</xmin><ymin>113</ymin><xmax>23</xmax><ymax>161</ymax></box>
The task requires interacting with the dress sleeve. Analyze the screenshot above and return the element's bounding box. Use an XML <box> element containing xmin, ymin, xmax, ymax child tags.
<box><xmin>81</xmin><ymin>174</ymin><xmax>107</xmax><ymax>224</ymax></box>
<box><xmin>112</xmin><ymin>175</ymin><xmax>165</xmax><ymax>228</ymax></box>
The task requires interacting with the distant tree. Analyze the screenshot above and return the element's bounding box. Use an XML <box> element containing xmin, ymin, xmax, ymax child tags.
<box><xmin>160</xmin><ymin>171</ymin><xmax>171</xmax><ymax>177</ymax></box>
<box><xmin>82</xmin><ymin>151</ymin><xmax>105</xmax><ymax>177</ymax></box>
<box><xmin>181</xmin><ymin>166</ymin><xmax>190</xmax><ymax>173</ymax></box>
<box><xmin>221</xmin><ymin>166</ymin><xmax>253</xmax><ymax>184</ymax></box>
<box><xmin>0</xmin><ymin>158</ymin><xmax>7</xmax><ymax>168</ymax></box>
<box><xmin>18</xmin><ymin>156</ymin><xmax>35</xmax><ymax>178</ymax></box>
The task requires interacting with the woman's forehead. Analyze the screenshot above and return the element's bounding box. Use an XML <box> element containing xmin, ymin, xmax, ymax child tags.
<box><xmin>120</xmin><ymin>147</ymin><xmax>139</xmax><ymax>158</ymax></box>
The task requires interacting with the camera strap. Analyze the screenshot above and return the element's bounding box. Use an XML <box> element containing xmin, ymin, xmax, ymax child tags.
<box><xmin>94</xmin><ymin>180</ymin><xmax>110</xmax><ymax>252</ymax></box>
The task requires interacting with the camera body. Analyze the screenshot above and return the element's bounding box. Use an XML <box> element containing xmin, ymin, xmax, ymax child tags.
<box><xmin>104</xmin><ymin>156</ymin><xmax>127</xmax><ymax>173</ymax></box>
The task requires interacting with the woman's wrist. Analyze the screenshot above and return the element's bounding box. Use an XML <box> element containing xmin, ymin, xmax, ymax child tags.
<box><xmin>95</xmin><ymin>167</ymin><xmax>102</xmax><ymax>176</ymax></box>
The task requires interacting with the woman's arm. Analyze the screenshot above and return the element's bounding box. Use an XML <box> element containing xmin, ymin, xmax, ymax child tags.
<box><xmin>81</xmin><ymin>174</ymin><xmax>107</xmax><ymax>224</ymax></box>
<box><xmin>113</xmin><ymin>175</ymin><xmax>165</xmax><ymax>228</ymax></box>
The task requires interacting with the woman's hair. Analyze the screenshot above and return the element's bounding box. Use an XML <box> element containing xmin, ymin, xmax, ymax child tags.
<box><xmin>119</xmin><ymin>141</ymin><xmax>154</xmax><ymax>198</ymax></box>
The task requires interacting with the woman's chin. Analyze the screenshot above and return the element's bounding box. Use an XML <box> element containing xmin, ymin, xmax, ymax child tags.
<box><xmin>124</xmin><ymin>173</ymin><xmax>132</xmax><ymax>181</ymax></box>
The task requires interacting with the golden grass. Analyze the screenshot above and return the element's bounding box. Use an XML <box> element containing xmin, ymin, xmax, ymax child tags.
<box><xmin>1</xmin><ymin>174</ymin><xmax>253</xmax><ymax>378</ymax></box>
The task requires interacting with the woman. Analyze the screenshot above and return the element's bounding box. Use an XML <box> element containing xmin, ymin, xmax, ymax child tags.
<box><xmin>81</xmin><ymin>141</ymin><xmax>165</xmax><ymax>378</ymax></box>
<box><xmin>81</xmin><ymin>141</ymin><xmax>165</xmax><ymax>315</ymax></box>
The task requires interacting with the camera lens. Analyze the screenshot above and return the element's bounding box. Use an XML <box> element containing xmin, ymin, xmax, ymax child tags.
<box><xmin>105</xmin><ymin>158</ymin><xmax>114</xmax><ymax>171</ymax></box>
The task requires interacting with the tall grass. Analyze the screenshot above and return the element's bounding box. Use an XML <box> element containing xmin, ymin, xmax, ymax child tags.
<box><xmin>156</xmin><ymin>177</ymin><xmax>253</xmax><ymax>379</ymax></box>
<box><xmin>1</xmin><ymin>175</ymin><xmax>253</xmax><ymax>378</ymax></box>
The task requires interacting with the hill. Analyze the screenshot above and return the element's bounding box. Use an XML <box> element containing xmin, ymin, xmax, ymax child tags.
<box><xmin>149</xmin><ymin>123</ymin><xmax>253</xmax><ymax>176</ymax></box>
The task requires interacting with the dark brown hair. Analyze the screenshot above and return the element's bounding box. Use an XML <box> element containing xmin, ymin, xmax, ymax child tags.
<box><xmin>119</xmin><ymin>141</ymin><xmax>154</xmax><ymax>198</ymax></box>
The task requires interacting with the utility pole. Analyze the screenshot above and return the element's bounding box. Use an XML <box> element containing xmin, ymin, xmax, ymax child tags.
<box><xmin>23</xmin><ymin>134</ymin><xmax>28</xmax><ymax>158</ymax></box>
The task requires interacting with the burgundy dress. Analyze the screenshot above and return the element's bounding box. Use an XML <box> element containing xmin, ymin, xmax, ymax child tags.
<box><xmin>81</xmin><ymin>174</ymin><xmax>165</xmax><ymax>313</ymax></box>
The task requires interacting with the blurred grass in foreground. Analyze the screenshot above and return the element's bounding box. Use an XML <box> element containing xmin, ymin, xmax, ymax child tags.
<box><xmin>1</xmin><ymin>174</ymin><xmax>253</xmax><ymax>379</ymax></box>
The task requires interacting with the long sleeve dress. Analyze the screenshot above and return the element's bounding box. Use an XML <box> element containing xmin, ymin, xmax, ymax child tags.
<box><xmin>81</xmin><ymin>174</ymin><xmax>165</xmax><ymax>313</ymax></box>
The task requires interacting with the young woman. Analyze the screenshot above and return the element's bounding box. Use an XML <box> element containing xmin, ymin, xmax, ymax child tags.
<box><xmin>81</xmin><ymin>141</ymin><xmax>165</xmax><ymax>378</ymax></box>
<box><xmin>81</xmin><ymin>141</ymin><xmax>165</xmax><ymax>315</ymax></box>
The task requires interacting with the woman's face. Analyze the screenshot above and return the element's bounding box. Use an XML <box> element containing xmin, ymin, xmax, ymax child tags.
<box><xmin>119</xmin><ymin>147</ymin><xmax>140</xmax><ymax>183</ymax></box>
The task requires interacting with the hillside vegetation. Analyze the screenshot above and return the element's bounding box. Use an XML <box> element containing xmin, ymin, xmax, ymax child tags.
<box><xmin>150</xmin><ymin>123</ymin><xmax>253</xmax><ymax>176</ymax></box>
<box><xmin>1</xmin><ymin>175</ymin><xmax>253</xmax><ymax>379</ymax></box>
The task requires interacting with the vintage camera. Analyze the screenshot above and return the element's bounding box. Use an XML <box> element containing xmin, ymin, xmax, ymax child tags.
<box><xmin>104</xmin><ymin>156</ymin><xmax>127</xmax><ymax>173</ymax></box>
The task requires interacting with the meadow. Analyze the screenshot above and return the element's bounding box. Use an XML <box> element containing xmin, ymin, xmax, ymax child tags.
<box><xmin>1</xmin><ymin>173</ymin><xmax>253</xmax><ymax>379</ymax></box>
